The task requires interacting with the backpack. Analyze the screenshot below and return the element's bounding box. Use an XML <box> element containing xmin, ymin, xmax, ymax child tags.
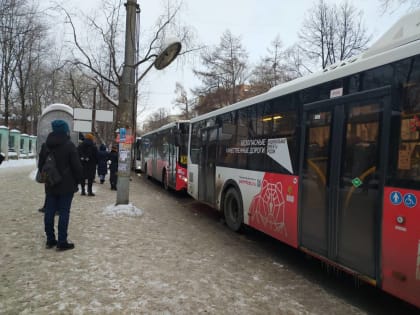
<box><xmin>36</xmin><ymin>148</ymin><xmax>62</xmax><ymax>187</ymax></box>
<box><xmin>79</xmin><ymin>145</ymin><xmax>92</xmax><ymax>163</ymax></box>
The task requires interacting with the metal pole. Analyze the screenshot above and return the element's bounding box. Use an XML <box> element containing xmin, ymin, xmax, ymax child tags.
<box><xmin>116</xmin><ymin>0</ymin><xmax>137</xmax><ymax>205</ymax></box>
<box><xmin>92</xmin><ymin>87</ymin><xmax>96</xmax><ymax>133</ymax></box>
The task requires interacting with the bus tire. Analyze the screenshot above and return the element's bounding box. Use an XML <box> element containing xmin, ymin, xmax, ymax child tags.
<box><xmin>162</xmin><ymin>170</ymin><xmax>169</xmax><ymax>190</ymax></box>
<box><xmin>223</xmin><ymin>188</ymin><xmax>243</xmax><ymax>232</ymax></box>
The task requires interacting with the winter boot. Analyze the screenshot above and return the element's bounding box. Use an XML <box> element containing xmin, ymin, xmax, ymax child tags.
<box><xmin>57</xmin><ymin>242</ymin><xmax>75</xmax><ymax>251</ymax></box>
<box><xmin>88</xmin><ymin>184</ymin><xmax>95</xmax><ymax>196</ymax></box>
<box><xmin>46</xmin><ymin>239</ymin><xmax>57</xmax><ymax>249</ymax></box>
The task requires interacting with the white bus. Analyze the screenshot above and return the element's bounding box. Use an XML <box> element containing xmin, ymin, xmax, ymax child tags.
<box><xmin>187</xmin><ymin>11</ymin><xmax>420</xmax><ymax>309</ymax></box>
<box><xmin>141</xmin><ymin>121</ymin><xmax>189</xmax><ymax>191</ymax></box>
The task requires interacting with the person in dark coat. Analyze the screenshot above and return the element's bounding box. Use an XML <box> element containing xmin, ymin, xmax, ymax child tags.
<box><xmin>97</xmin><ymin>144</ymin><xmax>108</xmax><ymax>184</ymax></box>
<box><xmin>38</xmin><ymin>120</ymin><xmax>82</xmax><ymax>251</ymax></box>
<box><xmin>77</xmin><ymin>133</ymin><xmax>98</xmax><ymax>196</ymax></box>
<box><xmin>0</xmin><ymin>152</ymin><xmax>4</xmax><ymax>165</ymax></box>
<box><xmin>108</xmin><ymin>145</ymin><xmax>118</xmax><ymax>190</ymax></box>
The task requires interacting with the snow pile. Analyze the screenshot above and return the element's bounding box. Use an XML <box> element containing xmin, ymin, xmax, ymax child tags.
<box><xmin>103</xmin><ymin>203</ymin><xmax>144</xmax><ymax>217</ymax></box>
<box><xmin>29</xmin><ymin>168</ymin><xmax>37</xmax><ymax>180</ymax></box>
<box><xmin>0</xmin><ymin>158</ymin><xmax>35</xmax><ymax>169</ymax></box>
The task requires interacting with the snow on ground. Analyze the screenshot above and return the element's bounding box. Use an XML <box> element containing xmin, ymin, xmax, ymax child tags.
<box><xmin>0</xmin><ymin>162</ymin><xmax>415</xmax><ymax>314</ymax></box>
<box><xmin>0</xmin><ymin>158</ymin><xmax>36</xmax><ymax>169</ymax></box>
<box><xmin>104</xmin><ymin>203</ymin><xmax>144</xmax><ymax>217</ymax></box>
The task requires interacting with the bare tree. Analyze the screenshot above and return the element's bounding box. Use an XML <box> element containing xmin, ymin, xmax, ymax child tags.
<box><xmin>13</xmin><ymin>2</ymin><xmax>47</xmax><ymax>133</ymax></box>
<box><xmin>193</xmin><ymin>29</ymin><xmax>248</xmax><ymax>113</ymax></box>
<box><xmin>143</xmin><ymin>107</ymin><xmax>170</xmax><ymax>132</ymax></box>
<box><xmin>298</xmin><ymin>0</ymin><xmax>370</xmax><ymax>70</ymax></box>
<box><xmin>0</xmin><ymin>0</ymin><xmax>25</xmax><ymax>127</ymax></box>
<box><xmin>60</xmin><ymin>0</ymin><xmax>196</xmax><ymax>111</ymax></box>
<box><xmin>0</xmin><ymin>0</ymin><xmax>55</xmax><ymax>132</ymax></box>
<box><xmin>250</xmin><ymin>35</ymin><xmax>296</xmax><ymax>94</ymax></box>
<box><xmin>379</xmin><ymin>0</ymin><xmax>420</xmax><ymax>11</ymax></box>
<box><xmin>283</xmin><ymin>44</ymin><xmax>312</xmax><ymax>78</ymax></box>
<box><xmin>173</xmin><ymin>82</ymin><xmax>192</xmax><ymax>119</ymax></box>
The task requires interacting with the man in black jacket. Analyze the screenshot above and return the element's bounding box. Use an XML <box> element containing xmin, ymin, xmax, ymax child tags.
<box><xmin>78</xmin><ymin>133</ymin><xmax>98</xmax><ymax>196</ymax></box>
<box><xmin>38</xmin><ymin>120</ymin><xmax>82</xmax><ymax>251</ymax></box>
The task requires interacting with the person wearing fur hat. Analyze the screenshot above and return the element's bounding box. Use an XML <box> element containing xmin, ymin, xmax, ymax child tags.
<box><xmin>38</xmin><ymin>119</ymin><xmax>82</xmax><ymax>250</ymax></box>
<box><xmin>77</xmin><ymin>133</ymin><xmax>98</xmax><ymax>196</ymax></box>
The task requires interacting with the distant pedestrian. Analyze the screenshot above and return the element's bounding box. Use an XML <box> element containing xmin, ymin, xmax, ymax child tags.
<box><xmin>0</xmin><ymin>152</ymin><xmax>4</xmax><ymax>165</ymax></box>
<box><xmin>78</xmin><ymin>133</ymin><xmax>98</xmax><ymax>196</ymax></box>
<box><xmin>38</xmin><ymin>120</ymin><xmax>82</xmax><ymax>250</ymax></box>
<box><xmin>97</xmin><ymin>144</ymin><xmax>108</xmax><ymax>184</ymax></box>
<box><xmin>108</xmin><ymin>145</ymin><xmax>118</xmax><ymax>190</ymax></box>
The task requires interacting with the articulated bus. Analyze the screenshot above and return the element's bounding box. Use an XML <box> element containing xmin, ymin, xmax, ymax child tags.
<box><xmin>187</xmin><ymin>11</ymin><xmax>420</xmax><ymax>308</ymax></box>
<box><xmin>141</xmin><ymin>121</ymin><xmax>189</xmax><ymax>191</ymax></box>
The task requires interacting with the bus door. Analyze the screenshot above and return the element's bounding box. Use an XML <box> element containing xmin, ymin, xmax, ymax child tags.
<box><xmin>168</xmin><ymin>138</ymin><xmax>176</xmax><ymax>188</ymax></box>
<box><xmin>198</xmin><ymin>126</ymin><xmax>218</xmax><ymax>204</ymax></box>
<box><xmin>300</xmin><ymin>87</ymin><xmax>390</xmax><ymax>278</ymax></box>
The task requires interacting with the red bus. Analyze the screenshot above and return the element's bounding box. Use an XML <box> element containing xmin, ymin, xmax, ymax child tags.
<box><xmin>141</xmin><ymin>121</ymin><xmax>189</xmax><ymax>191</ymax></box>
<box><xmin>187</xmin><ymin>11</ymin><xmax>420</xmax><ymax>308</ymax></box>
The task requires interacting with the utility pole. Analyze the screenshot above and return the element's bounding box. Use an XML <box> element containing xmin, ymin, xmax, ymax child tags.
<box><xmin>116</xmin><ymin>0</ymin><xmax>181</xmax><ymax>205</ymax></box>
<box><xmin>116</xmin><ymin>0</ymin><xmax>137</xmax><ymax>205</ymax></box>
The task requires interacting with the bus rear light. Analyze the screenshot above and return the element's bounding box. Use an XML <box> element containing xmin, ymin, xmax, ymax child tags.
<box><xmin>178</xmin><ymin>174</ymin><xmax>187</xmax><ymax>183</ymax></box>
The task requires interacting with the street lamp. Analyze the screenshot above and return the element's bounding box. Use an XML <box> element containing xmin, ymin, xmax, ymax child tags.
<box><xmin>154</xmin><ymin>38</ymin><xmax>182</xmax><ymax>70</ymax></box>
<box><xmin>116</xmin><ymin>0</ymin><xmax>181</xmax><ymax>205</ymax></box>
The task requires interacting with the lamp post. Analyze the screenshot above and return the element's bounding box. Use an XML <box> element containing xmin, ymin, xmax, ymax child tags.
<box><xmin>116</xmin><ymin>0</ymin><xmax>181</xmax><ymax>205</ymax></box>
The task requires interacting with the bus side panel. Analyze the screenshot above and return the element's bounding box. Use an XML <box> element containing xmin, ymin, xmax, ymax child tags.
<box><xmin>145</xmin><ymin>157</ymin><xmax>153</xmax><ymax>178</ymax></box>
<box><xmin>217</xmin><ymin>167</ymin><xmax>298</xmax><ymax>248</ymax></box>
<box><xmin>175</xmin><ymin>163</ymin><xmax>188</xmax><ymax>191</ymax></box>
<box><xmin>248</xmin><ymin>172</ymin><xmax>299</xmax><ymax>248</ymax></box>
<box><xmin>187</xmin><ymin>163</ymin><xmax>199</xmax><ymax>200</ymax></box>
<box><xmin>382</xmin><ymin>187</ymin><xmax>420</xmax><ymax>309</ymax></box>
<box><xmin>156</xmin><ymin>158</ymin><xmax>167</xmax><ymax>182</ymax></box>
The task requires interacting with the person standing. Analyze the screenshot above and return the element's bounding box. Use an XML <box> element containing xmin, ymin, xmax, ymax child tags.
<box><xmin>108</xmin><ymin>145</ymin><xmax>118</xmax><ymax>190</ymax></box>
<box><xmin>97</xmin><ymin>144</ymin><xmax>108</xmax><ymax>184</ymax></box>
<box><xmin>78</xmin><ymin>133</ymin><xmax>98</xmax><ymax>196</ymax></box>
<box><xmin>38</xmin><ymin>120</ymin><xmax>82</xmax><ymax>250</ymax></box>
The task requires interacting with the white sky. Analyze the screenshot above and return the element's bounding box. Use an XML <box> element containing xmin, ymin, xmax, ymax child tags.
<box><xmin>59</xmin><ymin>0</ymin><xmax>412</xmax><ymax>127</ymax></box>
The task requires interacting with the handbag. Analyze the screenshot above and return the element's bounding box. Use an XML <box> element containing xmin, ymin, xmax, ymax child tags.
<box><xmin>36</xmin><ymin>169</ymin><xmax>45</xmax><ymax>183</ymax></box>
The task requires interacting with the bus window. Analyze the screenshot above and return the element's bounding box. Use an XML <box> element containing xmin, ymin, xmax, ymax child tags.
<box><xmin>178</xmin><ymin>123</ymin><xmax>189</xmax><ymax>168</ymax></box>
<box><xmin>217</xmin><ymin>112</ymin><xmax>235</xmax><ymax>167</ymax></box>
<box><xmin>394</xmin><ymin>57</ymin><xmax>420</xmax><ymax>185</ymax></box>
<box><xmin>190</xmin><ymin>123</ymin><xmax>202</xmax><ymax>164</ymax></box>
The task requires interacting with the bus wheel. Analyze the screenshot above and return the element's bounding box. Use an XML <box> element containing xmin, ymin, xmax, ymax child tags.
<box><xmin>223</xmin><ymin>188</ymin><xmax>243</xmax><ymax>232</ymax></box>
<box><xmin>162</xmin><ymin>170</ymin><xmax>169</xmax><ymax>190</ymax></box>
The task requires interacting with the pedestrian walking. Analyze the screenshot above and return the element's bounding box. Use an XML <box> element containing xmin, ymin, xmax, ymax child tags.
<box><xmin>38</xmin><ymin>120</ymin><xmax>82</xmax><ymax>250</ymax></box>
<box><xmin>78</xmin><ymin>133</ymin><xmax>98</xmax><ymax>196</ymax></box>
<box><xmin>108</xmin><ymin>145</ymin><xmax>118</xmax><ymax>190</ymax></box>
<box><xmin>0</xmin><ymin>152</ymin><xmax>4</xmax><ymax>165</ymax></box>
<box><xmin>97</xmin><ymin>144</ymin><xmax>108</xmax><ymax>184</ymax></box>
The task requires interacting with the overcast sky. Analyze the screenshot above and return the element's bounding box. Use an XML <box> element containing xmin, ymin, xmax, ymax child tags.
<box><xmin>65</xmin><ymin>0</ymin><xmax>412</xmax><ymax>127</ymax></box>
